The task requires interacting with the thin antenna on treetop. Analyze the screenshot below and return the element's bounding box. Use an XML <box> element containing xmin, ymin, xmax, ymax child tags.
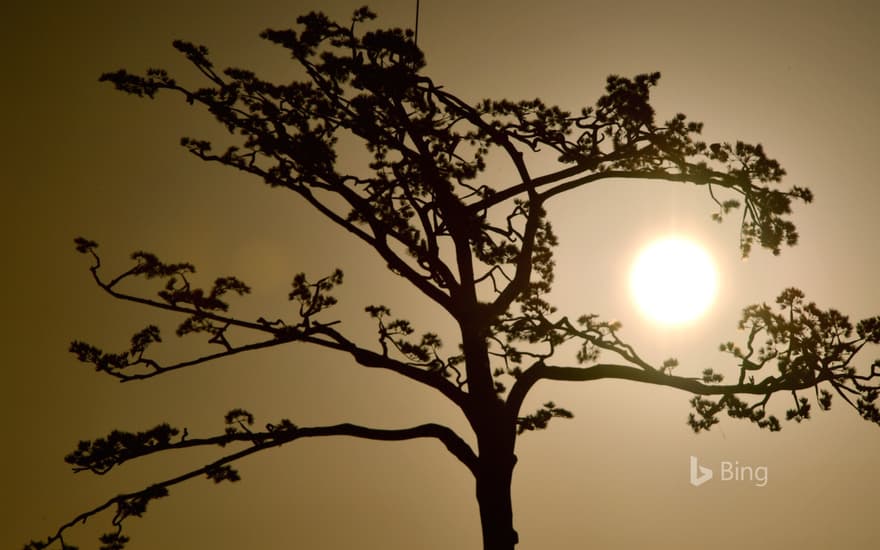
<box><xmin>414</xmin><ymin>0</ymin><xmax>421</xmax><ymax>45</ymax></box>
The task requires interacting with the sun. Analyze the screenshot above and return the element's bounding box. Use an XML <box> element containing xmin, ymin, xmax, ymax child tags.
<box><xmin>629</xmin><ymin>236</ymin><xmax>718</xmax><ymax>325</ymax></box>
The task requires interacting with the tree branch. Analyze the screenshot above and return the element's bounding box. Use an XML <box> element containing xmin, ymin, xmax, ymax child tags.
<box><xmin>74</xmin><ymin>242</ymin><xmax>470</xmax><ymax>410</ymax></box>
<box><xmin>507</xmin><ymin>361</ymin><xmax>832</xmax><ymax>418</ymax></box>
<box><xmin>465</xmin><ymin>163</ymin><xmax>592</xmax><ymax>212</ymax></box>
<box><xmin>89</xmin><ymin>263</ymin><xmax>272</xmax><ymax>334</ymax></box>
<box><xmin>304</xmin><ymin>325</ymin><xmax>471</xmax><ymax>412</ymax></box>
<box><xmin>35</xmin><ymin>421</ymin><xmax>476</xmax><ymax>549</ymax></box>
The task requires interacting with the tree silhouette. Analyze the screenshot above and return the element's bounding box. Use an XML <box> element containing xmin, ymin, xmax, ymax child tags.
<box><xmin>28</xmin><ymin>7</ymin><xmax>880</xmax><ymax>550</ymax></box>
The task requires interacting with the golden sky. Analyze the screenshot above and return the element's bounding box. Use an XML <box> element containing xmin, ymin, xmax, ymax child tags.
<box><xmin>4</xmin><ymin>1</ymin><xmax>879</xmax><ymax>548</ymax></box>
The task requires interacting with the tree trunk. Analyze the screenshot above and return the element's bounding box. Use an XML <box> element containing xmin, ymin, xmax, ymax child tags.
<box><xmin>459</xmin><ymin>316</ymin><xmax>519</xmax><ymax>548</ymax></box>
<box><xmin>475</xmin><ymin>422</ymin><xmax>519</xmax><ymax>550</ymax></box>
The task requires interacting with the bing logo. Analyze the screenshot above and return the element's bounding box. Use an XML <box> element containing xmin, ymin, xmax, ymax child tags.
<box><xmin>689</xmin><ymin>456</ymin><xmax>768</xmax><ymax>487</ymax></box>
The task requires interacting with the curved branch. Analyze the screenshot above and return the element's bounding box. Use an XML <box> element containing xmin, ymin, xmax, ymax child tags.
<box><xmin>468</xmin><ymin>163</ymin><xmax>739</xmax><ymax>214</ymax></box>
<box><xmin>304</xmin><ymin>325</ymin><xmax>471</xmax><ymax>412</ymax></box>
<box><xmin>507</xmin><ymin>361</ymin><xmax>833</xmax><ymax>418</ymax></box>
<box><xmin>36</xmin><ymin>421</ymin><xmax>476</xmax><ymax>549</ymax></box>
<box><xmin>466</xmin><ymin>163</ymin><xmax>592</xmax><ymax>212</ymax></box>
<box><xmin>75</xmin><ymin>422</ymin><xmax>478</xmax><ymax>477</ymax></box>
<box><xmin>537</xmin><ymin>168</ymin><xmax>707</xmax><ymax>203</ymax></box>
<box><xmin>299</xmin><ymin>422</ymin><xmax>478</xmax><ymax>474</ymax></box>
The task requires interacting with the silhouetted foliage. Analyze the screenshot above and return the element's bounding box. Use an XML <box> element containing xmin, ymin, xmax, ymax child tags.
<box><xmin>31</xmin><ymin>7</ymin><xmax>878</xmax><ymax>550</ymax></box>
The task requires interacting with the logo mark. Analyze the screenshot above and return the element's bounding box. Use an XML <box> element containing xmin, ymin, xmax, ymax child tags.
<box><xmin>689</xmin><ymin>455</ymin><xmax>713</xmax><ymax>487</ymax></box>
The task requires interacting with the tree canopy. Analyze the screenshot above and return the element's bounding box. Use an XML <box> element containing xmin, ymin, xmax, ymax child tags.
<box><xmin>28</xmin><ymin>7</ymin><xmax>880</xmax><ymax>550</ymax></box>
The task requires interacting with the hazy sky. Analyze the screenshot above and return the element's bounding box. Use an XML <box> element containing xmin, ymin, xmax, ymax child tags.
<box><xmin>4</xmin><ymin>1</ymin><xmax>879</xmax><ymax>548</ymax></box>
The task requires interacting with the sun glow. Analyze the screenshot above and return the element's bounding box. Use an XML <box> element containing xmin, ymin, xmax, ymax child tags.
<box><xmin>629</xmin><ymin>236</ymin><xmax>718</xmax><ymax>325</ymax></box>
